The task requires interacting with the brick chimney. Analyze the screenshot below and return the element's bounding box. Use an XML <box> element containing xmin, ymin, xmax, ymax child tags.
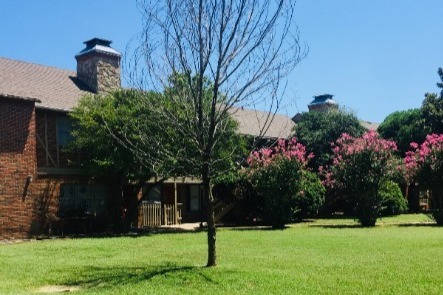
<box><xmin>75</xmin><ymin>38</ymin><xmax>121</xmax><ymax>94</ymax></box>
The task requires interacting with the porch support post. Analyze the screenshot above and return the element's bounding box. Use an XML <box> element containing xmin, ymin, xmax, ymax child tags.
<box><xmin>174</xmin><ymin>181</ymin><xmax>178</xmax><ymax>224</ymax></box>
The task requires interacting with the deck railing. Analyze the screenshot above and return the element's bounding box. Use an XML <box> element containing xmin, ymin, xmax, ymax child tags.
<box><xmin>140</xmin><ymin>202</ymin><xmax>182</xmax><ymax>228</ymax></box>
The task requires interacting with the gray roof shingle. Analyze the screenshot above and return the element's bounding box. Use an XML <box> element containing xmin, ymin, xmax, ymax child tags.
<box><xmin>229</xmin><ymin>106</ymin><xmax>295</xmax><ymax>139</ymax></box>
<box><xmin>0</xmin><ymin>57</ymin><xmax>93</xmax><ymax>111</ymax></box>
<box><xmin>360</xmin><ymin>120</ymin><xmax>380</xmax><ymax>130</ymax></box>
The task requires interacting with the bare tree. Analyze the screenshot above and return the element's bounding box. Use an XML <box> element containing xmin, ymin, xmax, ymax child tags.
<box><xmin>127</xmin><ymin>0</ymin><xmax>307</xmax><ymax>267</ymax></box>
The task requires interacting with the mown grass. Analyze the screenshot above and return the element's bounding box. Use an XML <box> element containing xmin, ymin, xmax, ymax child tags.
<box><xmin>1</xmin><ymin>214</ymin><xmax>442</xmax><ymax>294</ymax></box>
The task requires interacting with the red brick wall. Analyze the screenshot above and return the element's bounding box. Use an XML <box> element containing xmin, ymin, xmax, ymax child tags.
<box><xmin>1</xmin><ymin>100</ymin><xmax>115</xmax><ymax>238</ymax></box>
<box><xmin>0</xmin><ymin>98</ymin><xmax>38</xmax><ymax>238</ymax></box>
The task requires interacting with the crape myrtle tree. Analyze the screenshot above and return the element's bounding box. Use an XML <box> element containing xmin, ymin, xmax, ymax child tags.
<box><xmin>321</xmin><ymin>131</ymin><xmax>400</xmax><ymax>226</ymax></box>
<box><xmin>247</xmin><ymin>138</ymin><xmax>325</xmax><ymax>228</ymax></box>
<box><xmin>405</xmin><ymin>134</ymin><xmax>443</xmax><ymax>225</ymax></box>
<box><xmin>294</xmin><ymin>110</ymin><xmax>365</xmax><ymax>214</ymax></box>
<box><xmin>128</xmin><ymin>0</ymin><xmax>306</xmax><ymax>266</ymax></box>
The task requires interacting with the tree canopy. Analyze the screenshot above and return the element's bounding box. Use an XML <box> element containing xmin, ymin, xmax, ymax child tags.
<box><xmin>377</xmin><ymin>109</ymin><xmax>428</xmax><ymax>156</ymax></box>
<box><xmin>420</xmin><ymin>67</ymin><xmax>443</xmax><ymax>134</ymax></box>
<box><xmin>293</xmin><ymin>110</ymin><xmax>365</xmax><ymax>170</ymax></box>
<box><xmin>70</xmin><ymin>89</ymin><xmax>171</xmax><ymax>181</ymax></box>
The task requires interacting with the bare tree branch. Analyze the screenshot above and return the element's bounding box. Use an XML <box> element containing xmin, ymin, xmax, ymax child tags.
<box><xmin>124</xmin><ymin>0</ymin><xmax>307</xmax><ymax>267</ymax></box>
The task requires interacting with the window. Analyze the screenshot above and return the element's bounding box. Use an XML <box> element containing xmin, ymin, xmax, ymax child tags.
<box><xmin>56</xmin><ymin>116</ymin><xmax>73</xmax><ymax>147</ymax></box>
<box><xmin>147</xmin><ymin>185</ymin><xmax>162</xmax><ymax>203</ymax></box>
<box><xmin>59</xmin><ymin>184</ymin><xmax>108</xmax><ymax>217</ymax></box>
<box><xmin>189</xmin><ymin>185</ymin><xmax>200</xmax><ymax>212</ymax></box>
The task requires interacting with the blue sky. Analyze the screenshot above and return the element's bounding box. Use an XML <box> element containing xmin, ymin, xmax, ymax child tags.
<box><xmin>1</xmin><ymin>0</ymin><xmax>442</xmax><ymax>123</ymax></box>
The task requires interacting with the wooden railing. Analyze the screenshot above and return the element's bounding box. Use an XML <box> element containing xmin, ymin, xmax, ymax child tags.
<box><xmin>140</xmin><ymin>202</ymin><xmax>162</xmax><ymax>227</ymax></box>
<box><xmin>140</xmin><ymin>202</ymin><xmax>182</xmax><ymax>228</ymax></box>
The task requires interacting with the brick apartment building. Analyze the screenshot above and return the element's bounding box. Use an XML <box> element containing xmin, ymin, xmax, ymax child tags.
<box><xmin>0</xmin><ymin>38</ymin><xmax>122</xmax><ymax>238</ymax></box>
<box><xmin>1</xmin><ymin>35</ymin><xmax>380</xmax><ymax>239</ymax></box>
<box><xmin>0</xmin><ymin>38</ymin><xmax>298</xmax><ymax>239</ymax></box>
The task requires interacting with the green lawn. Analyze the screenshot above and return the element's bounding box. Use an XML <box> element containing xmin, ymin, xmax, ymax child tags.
<box><xmin>1</xmin><ymin>214</ymin><xmax>442</xmax><ymax>294</ymax></box>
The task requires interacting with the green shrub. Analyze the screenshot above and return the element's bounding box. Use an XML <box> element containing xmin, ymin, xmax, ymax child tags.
<box><xmin>249</xmin><ymin>159</ymin><xmax>325</xmax><ymax>228</ymax></box>
<box><xmin>250</xmin><ymin>158</ymin><xmax>303</xmax><ymax>228</ymax></box>
<box><xmin>247</xmin><ymin>138</ymin><xmax>325</xmax><ymax>228</ymax></box>
<box><xmin>379</xmin><ymin>181</ymin><xmax>408</xmax><ymax>216</ymax></box>
<box><xmin>293</xmin><ymin>170</ymin><xmax>325</xmax><ymax>221</ymax></box>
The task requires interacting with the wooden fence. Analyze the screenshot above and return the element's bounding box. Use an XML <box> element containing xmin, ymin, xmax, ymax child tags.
<box><xmin>140</xmin><ymin>202</ymin><xmax>182</xmax><ymax>228</ymax></box>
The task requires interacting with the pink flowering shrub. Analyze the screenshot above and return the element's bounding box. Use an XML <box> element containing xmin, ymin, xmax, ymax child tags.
<box><xmin>405</xmin><ymin>134</ymin><xmax>443</xmax><ymax>224</ymax></box>
<box><xmin>247</xmin><ymin>138</ymin><xmax>312</xmax><ymax>168</ymax></box>
<box><xmin>322</xmin><ymin>130</ymin><xmax>399</xmax><ymax>226</ymax></box>
<box><xmin>247</xmin><ymin>138</ymin><xmax>324</xmax><ymax>228</ymax></box>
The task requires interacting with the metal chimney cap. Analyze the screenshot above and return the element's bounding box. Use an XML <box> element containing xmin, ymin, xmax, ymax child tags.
<box><xmin>75</xmin><ymin>38</ymin><xmax>121</xmax><ymax>58</ymax></box>
<box><xmin>83</xmin><ymin>38</ymin><xmax>113</xmax><ymax>48</ymax></box>
<box><xmin>309</xmin><ymin>93</ymin><xmax>338</xmax><ymax>106</ymax></box>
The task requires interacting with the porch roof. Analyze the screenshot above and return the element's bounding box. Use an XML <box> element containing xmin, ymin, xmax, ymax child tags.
<box><xmin>146</xmin><ymin>176</ymin><xmax>202</xmax><ymax>184</ymax></box>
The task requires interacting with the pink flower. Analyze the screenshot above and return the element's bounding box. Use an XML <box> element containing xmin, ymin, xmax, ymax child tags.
<box><xmin>246</xmin><ymin>137</ymin><xmax>311</xmax><ymax>170</ymax></box>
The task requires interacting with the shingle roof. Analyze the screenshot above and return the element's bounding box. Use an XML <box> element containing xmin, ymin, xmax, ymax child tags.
<box><xmin>0</xmin><ymin>56</ymin><xmax>295</xmax><ymax>139</ymax></box>
<box><xmin>0</xmin><ymin>57</ymin><xmax>93</xmax><ymax>111</ymax></box>
<box><xmin>229</xmin><ymin>106</ymin><xmax>295</xmax><ymax>139</ymax></box>
<box><xmin>360</xmin><ymin>120</ymin><xmax>380</xmax><ymax>130</ymax></box>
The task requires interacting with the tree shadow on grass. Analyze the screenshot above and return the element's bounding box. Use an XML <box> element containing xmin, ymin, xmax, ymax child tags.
<box><xmin>61</xmin><ymin>262</ymin><xmax>215</xmax><ymax>290</ymax></box>
<box><xmin>230</xmin><ymin>225</ymin><xmax>281</xmax><ymax>231</ymax></box>
<box><xmin>307</xmin><ymin>224</ymin><xmax>363</xmax><ymax>229</ymax></box>
<box><xmin>397</xmin><ymin>222</ymin><xmax>438</xmax><ymax>227</ymax></box>
<box><xmin>309</xmin><ymin>222</ymin><xmax>439</xmax><ymax>229</ymax></box>
<box><xmin>44</xmin><ymin>227</ymin><xmax>204</xmax><ymax>241</ymax></box>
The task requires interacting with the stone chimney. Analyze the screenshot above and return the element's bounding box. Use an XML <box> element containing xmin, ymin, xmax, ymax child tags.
<box><xmin>308</xmin><ymin>94</ymin><xmax>339</xmax><ymax>113</ymax></box>
<box><xmin>75</xmin><ymin>38</ymin><xmax>121</xmax><ymax>94</ymax></box>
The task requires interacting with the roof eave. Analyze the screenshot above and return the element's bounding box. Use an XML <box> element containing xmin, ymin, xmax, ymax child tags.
<box><xmin>35</xmin><ymin>105</ymin><xmax>71</xmax><ymax>113</ymax></box>
<box><xmin>1</xmin><ymin>93</ymin><xmax>41</xmax><ymax>103</ymax></box>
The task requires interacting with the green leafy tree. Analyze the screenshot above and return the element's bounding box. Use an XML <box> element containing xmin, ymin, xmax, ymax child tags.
<box><xmin>71</xmin><ymin>90</ymin><xmax>173</xmax><ymax>178</ymax></box>
<box><xmin>70</xmin><ymin>89</ymin><xmax>179</xmax><ymax>229</ymax></box>
<box><xmin>378</xmin><ymin>109</ymin><xmax>428</xmax><ymax>156</ymax></box>
<box><xmin>421</xmin><ymin>68</ymin><xmax>443</xmax><ymax>134</ymax></box>
<box><xmin>294</xmin><ymin>110</ymin><xmax>365</xmax><ymax>170</ymax></box>
<box><xmin>422</xmin><ymin>92</ymin><xmax>443</xmax><ymax>134</ymax></box>
<box><xmin>71</xmin><ymin>82</ymin><xmax>245</xmax><ymax>230</ymax></box>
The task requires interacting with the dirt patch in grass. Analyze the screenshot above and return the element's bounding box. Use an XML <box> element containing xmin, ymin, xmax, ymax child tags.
<box><xmin>35</xmin><ymin>285</ymin><xmax>80</xmax><ymax>293</ymax></box>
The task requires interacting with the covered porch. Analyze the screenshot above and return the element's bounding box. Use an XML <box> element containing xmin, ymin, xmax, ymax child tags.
<box><xmin>137</xmin><ymin>177</ymin><xmax>203</xmax><ymax>228</ymax></box>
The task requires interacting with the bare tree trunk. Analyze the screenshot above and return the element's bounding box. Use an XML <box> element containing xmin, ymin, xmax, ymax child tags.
<box><xmin>205</xmin><ymin>179</ymin><xmax>217</xmax><ymax>267</ymax></box>
<box><xmin>202</xmin><ymin>158</ymin><xmax>217</xmax><ymax>266</ymax></box>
